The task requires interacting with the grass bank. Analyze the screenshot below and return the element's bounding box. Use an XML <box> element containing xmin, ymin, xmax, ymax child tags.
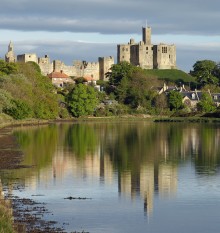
<box><xmin>0</xmin><ymin>203</ymin><xmax>15</xmax><ymax>233</ymax></box>
<box><xmin>144</xmin><ymin>69</ymin><xmax>196</xmax><ymax>84</ymax></box>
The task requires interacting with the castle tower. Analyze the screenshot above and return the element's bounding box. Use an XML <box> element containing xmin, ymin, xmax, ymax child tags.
<box><xmin>99</xmin><ymin>56</ymin><xmax>114</xmax><ymax>81</ymax></box>
<box><xmin>142</xmin><ymin>27</ymin><xmax>151</xmax><ymax>45</ymax></box>
<box><xmin>5</xmin><ymin>41</ymin><xmax>16</xmax><ymax>63</ymax></box>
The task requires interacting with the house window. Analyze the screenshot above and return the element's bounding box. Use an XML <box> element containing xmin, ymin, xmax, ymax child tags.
<box><xmin>192</xmin><ymin>93</ymin><xmax>196</xmax><ymax>100</ymax></box>
<box><xmin>214</xmin><ymin>95</ymin><xmax>218</xmax><ymax>100</ymax></box>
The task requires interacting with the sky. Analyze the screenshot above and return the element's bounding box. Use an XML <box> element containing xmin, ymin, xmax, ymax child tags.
<box><xmin>0</xmin><ymin>0</ymin><xmax>220</xmax><ymax>72</ymax></box>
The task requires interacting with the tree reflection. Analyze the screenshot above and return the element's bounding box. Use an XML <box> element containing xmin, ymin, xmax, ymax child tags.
<box><xmin>14</xmin><ymin>125</ymin><xmax>58</xmax><ymax>170</ymax></box>
<box><xmin>194</xmin><ymin>125</ymin><xmax>220</xmax><ymax>175</ymax></box>
<box><xmin>65</xmin><ymin>123</ymin><xmax>98</xmax><ymax>159</ymax></box>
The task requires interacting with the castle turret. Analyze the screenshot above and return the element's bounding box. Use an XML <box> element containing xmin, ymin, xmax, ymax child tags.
<box><xmin>8</xmin><ymin>41</ymin><xmax>13</xmax><ymax>52</ymax></box>
<box><xmin>142</xmin><ymin>27</ymin><xmax>151</xmax><ymax>45</ymax></box>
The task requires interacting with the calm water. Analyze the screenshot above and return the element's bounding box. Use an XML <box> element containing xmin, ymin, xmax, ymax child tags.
<box><xmin>2</xmin><ymin>121</ymin><xmax>220</xmax><ymax>232</ymax></box>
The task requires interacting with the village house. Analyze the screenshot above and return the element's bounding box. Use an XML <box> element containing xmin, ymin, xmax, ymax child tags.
<box><xmin>47</xmin><ymin>70</ymin><xmax>74</xmax><ymax>88</ymax></box>
<box><xmin>158</xmin><ymin>83</ymin><xmax>220</xmax><ymax>109</ymax></box>
<box><xmin>83</xmin><ymin>76</ymin><xmax>101</xmax><ymax>91</ymax></box>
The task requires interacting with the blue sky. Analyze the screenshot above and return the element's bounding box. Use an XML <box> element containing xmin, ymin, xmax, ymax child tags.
<box><xmin>1</xmin><ymin>0</ymin><xmax>220</xmax><ymax>72</ymax></box>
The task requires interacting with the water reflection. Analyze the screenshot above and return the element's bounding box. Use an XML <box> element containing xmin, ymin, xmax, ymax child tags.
<box><xmin>10</xmin><ymin>122</ymin><xmax>220</xmax><ymax>220</ymax></box>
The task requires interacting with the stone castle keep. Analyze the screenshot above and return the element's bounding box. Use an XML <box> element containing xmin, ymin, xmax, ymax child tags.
<box><xmin>4</xmin><ymin>26</ymin><xmax>176</xmax><ymax>80</ymax></box>
<box><xmin>117</xmin><ymin>27</ymin><xmax>176</xmax><ymax>69</ymax></box>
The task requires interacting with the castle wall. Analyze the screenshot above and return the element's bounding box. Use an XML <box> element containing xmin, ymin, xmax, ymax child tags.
<box><xmin>38</xmin><ymin>56</ymin><xmax>115</xmax><ymax>80</ymax></box>
<box><xmin>38</xmin><ymin>55</ymin><xmax>53</xmax><ymax>75</ymax></box>
<box><xmin>53</xmin><ymin>60</ymin><xmax>77</xmax><ymax>77</ymax></box>
<box><xmin>81</xmin><ymin>62</ymin><xmax>100</xmax><ymax>80</ymax></box>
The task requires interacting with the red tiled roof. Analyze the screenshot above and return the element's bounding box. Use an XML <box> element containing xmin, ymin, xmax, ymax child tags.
<box><xmin>84</xmin><ymin>76</ymin><xmax>94</xmax><ymax>81</ymax></box>
<box><xmin>48</xmin><ymin>71</ymin><xmax>70</xmax><ymax>79</ymax></box>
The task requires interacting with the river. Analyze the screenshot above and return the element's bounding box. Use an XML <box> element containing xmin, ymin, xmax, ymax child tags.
<box><xmin>1</xmin><ymin>121</ymin><xmax>220</xmax><ymax>232</ymax></box>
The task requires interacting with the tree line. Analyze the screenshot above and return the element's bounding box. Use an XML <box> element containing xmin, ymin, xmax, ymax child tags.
<box><xmin>1</xmin><ymin>59</ymin><xmax>220</xmax><ymax>120</ymax></box>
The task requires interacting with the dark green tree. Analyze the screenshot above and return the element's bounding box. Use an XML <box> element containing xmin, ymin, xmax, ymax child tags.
<box><xmin>190</xmin><ymin>60</ymin><xmax>218</xmax><ymax>85</ymax></box>
<box><xmin>168</xmin><ymin>91</ymin><xmax>184</xmax><ymax>110</ymax></box>
<box><xmin>107</xmin><ymin>61</ymin><xmax>137</xmax><ymax>86</ymax></box>
<box><xmin>67</xmin><ymin>84</ymin><xmax>98</xmax><ymax>117</ymax></box>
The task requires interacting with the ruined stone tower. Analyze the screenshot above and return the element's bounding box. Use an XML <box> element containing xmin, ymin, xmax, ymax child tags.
<box><xmin>117</xmin><ymin>26</ymin><xmax>176</xmax><ymax>70</ymax></box>
<box><xmin>5</xmin><ymin>41</ymin><xmax>16</xmax><ymax>63</ymax></box>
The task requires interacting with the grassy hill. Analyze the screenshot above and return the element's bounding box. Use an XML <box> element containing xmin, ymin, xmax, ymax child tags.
<box><xmin>144</xmin><ymin>69</ymin><xmax>196</xmax><ymax>85</ymax></box>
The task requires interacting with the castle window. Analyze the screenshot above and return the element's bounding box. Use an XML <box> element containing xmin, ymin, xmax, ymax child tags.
<box><xmin>162</xmin><ymin>47</ymin><xmax>167</xmax><ymax>53</ymax></box>
<box><xmin>146</xmin><ymin>47</ymin><xmax>148</xmax><ymax>50</ymax></box>
<box><xmin>126</xmin><ymin>48</ymin><xmax>128</xmax><ymax>51</ymax></box>
<box><xmin>122</xmin><ymin>48</ymin><xmax>125</xmax><ymax>51</ymax></box>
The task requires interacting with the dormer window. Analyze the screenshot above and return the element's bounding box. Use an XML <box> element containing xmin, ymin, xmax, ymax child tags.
<box><xmin>192</xmin><ymin>93</ymin><xmax>196</xmax><ymax>100</ymax></box>
<box><xmin>214</xmin><ymin>95</ymin><xmax>218</xmax><ymax>100</ymax></box>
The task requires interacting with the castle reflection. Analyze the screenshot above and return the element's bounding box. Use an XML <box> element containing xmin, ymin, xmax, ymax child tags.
<box><xmin>12</xmin><ymin>122</ymin><xmax>220</xmax><ymax>216</ymax></box>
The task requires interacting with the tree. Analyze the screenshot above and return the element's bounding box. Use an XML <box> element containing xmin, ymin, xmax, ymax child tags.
<box><xmin>197</xmin><ymin>92</ymin><xmax>216</xmax><ymax>113</ymax></box>
<box><xmin>190</xmin><ymin>60</ymin><xmax>218</xmax><ymax>85</ymax></box>
<box><xmin>168</xmin><ymin>91</ymin><xmax>184</xmax><ymax>110</ymax></box>
<box><xmin>107</xmin><ymin>62</ymin><xmax>138</xmax><ymax>86</ymax></box>
<box><xmin>4</xmin><ymin>99</ymin><xmax>32</xmax><ymax>120</ymax></box>
<box><xmin>0</xmin><ymin>60</ymin><xmax>18</xmax><ymax>75</ymax></box>
<box><xmin>67</xmin><ymin>84</ymin><xmax>98</xmax><ymax>117</ymax></box>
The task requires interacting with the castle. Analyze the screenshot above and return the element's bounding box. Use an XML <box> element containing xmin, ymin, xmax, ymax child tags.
<box><xmin>117</xmin><ymin>27</ymin><xmax>176</xmax><ymax>69</ymax></box>
<box><xmin>4</xmin><ymin>26</ymin><xmax>176</xmax><ymax>80</ymax></box>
